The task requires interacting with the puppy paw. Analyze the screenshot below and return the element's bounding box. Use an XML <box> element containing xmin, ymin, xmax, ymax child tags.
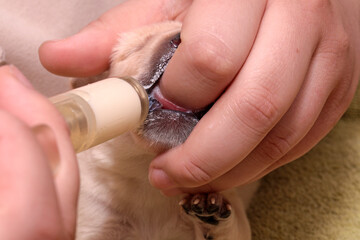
<box><xmin>179</xmin><ymin>193</ymin><xmax>231</xmax><ymax>225</ymax></box>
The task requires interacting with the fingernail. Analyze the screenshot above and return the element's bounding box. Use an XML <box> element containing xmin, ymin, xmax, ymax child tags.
<box><xmin>149</xmin><ymin>168</ymin><xmax>176</xmax><ymax>190</ymax></box>
<box><xmin>8</xmin><ymin>65</ymin><xmax>33</xmax><ymax>88</ymax></box>
<box><xmin>32</xmin><ymin>124</ymin><xmax>60</xmax><ymax>176</ymax></box>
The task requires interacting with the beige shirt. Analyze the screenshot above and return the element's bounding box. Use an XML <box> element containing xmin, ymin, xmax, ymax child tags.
<box><xmin>0</xmin><ymin>0</ymin><xmax>125</xmax><ymax>96</ymax></box>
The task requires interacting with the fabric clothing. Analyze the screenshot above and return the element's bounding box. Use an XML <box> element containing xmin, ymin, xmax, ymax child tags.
<box><xmin>0</xmin><ymin>0</ymin><xmax>125</xmax><ymax>96</ymax></box>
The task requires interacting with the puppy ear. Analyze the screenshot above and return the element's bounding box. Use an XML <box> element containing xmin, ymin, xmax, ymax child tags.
<box><xmin>69</xmin><ymin>71</ymin><xmax>109</xmax><ymax>89</ymax></box>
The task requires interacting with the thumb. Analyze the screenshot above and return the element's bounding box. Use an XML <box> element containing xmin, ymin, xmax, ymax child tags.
<box><xmin>39</xmin><ymin>0</ymin><xmax>175</xmax><ymax>77</ymax></box>
<box><xmin>0</xmin><ymin>111</ymin><xmax>66</xmax><ymax>239</ymax></box>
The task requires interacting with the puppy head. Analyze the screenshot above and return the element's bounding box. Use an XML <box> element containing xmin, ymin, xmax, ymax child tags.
<box><xmin>111</xmin><ymin>21</ymin><xmax>212</xmax><ymax>153</ymax></box>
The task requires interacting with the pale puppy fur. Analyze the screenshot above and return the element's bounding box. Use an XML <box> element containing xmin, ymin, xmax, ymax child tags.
<box><xmin>76</xmin><ymin>21</ymin><xmax>258</xmax><ymax>240</ymax></box>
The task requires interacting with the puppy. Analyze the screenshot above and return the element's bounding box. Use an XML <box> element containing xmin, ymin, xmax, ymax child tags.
<box><xmin>75</xmin><ymin>21</ymin><xmax>258</xmax><ymax>240</ymax></box>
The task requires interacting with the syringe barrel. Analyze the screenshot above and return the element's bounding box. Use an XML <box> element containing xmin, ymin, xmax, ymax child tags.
<box><xmin>50</xmin><ymin>77</ymin><xmax>148</xmax><ymax>152</ymax></box>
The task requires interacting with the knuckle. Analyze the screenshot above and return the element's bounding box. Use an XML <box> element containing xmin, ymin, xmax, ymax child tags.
<box><xmin>257</xmin><ymin>133</ymin><xmax>293</xmax><ymax>164</ymax></box>
<box><xmin>185</xmin><ymin>36</ymin><xmax>238</xmax><ymax>84</ymax></box>
<box><xmin>332</xmin><ymin>32</ymin><xmax>351</xmax><ymax>55</ymax></box>
<box><xmin>324</xmin><ymin>76</ymin><xmax>356</xmax><ymax>121</ymax></box>
<box><xmin>231</xmin><ymin>86</ymin><xmax>281</xmax><ymax>137</ymax></box>
<box><xmin>180</xmin><ymin>154</ymin><xmax>213</xmax><ymax>187</ymax></box>
<box><xmin>318</xmin><ymin>31</ymin><xmax>351</xmax><ymax>61</ymax></box>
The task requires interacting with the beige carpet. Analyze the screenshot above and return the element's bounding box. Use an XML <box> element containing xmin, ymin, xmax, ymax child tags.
<box><xmin>248</xmin><ymin>86</ymin><xmax>360</xmax><ymax>240</ymax></box>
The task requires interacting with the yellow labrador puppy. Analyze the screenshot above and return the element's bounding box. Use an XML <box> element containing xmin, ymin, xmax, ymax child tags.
<box><xmin>75</xmin><ymin>21</ymin><xmax>258</xmax><ymax>240</ymax></box>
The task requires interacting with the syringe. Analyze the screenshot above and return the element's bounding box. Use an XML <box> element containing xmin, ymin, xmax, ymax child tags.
<box><xmin>49</xmin><ymin>77</ymin><xmax>149</xmax><ymax>153</ymax></box>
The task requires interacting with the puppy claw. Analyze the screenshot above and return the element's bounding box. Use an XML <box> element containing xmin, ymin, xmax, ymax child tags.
<box><xmin>180</xmin><ymin>193</ymin><xmax>232</xmax><ymax>225</ymax></box>
<box><xmin>226</xmin><ymin>204</ymin><xmax>232</xmax><ymax>211</ymax></box>
<box><xmin>193</xmin><ymin>198</ymin><xmax>200</xmax><ymax>205</ymax></box>
<box><xmin>179</xmin><ymin>199</ymin><xmax>187</xmax><ymax>206</ymax></box>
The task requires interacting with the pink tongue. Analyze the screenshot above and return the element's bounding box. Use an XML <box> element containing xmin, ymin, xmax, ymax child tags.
<box><xmin>152</xmin><ymin>86</ymin><xmax>190</xmax><ymax>113</ymax></box>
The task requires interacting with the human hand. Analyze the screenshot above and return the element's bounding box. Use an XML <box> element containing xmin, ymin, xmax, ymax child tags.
<box><xmin>0</xmin><ymin>66</ymin><xmax>79</xmax><ymax>239</ymax></box>
<box><xmin>150</xmin><ymin>0</ymin><xmax>360</xmax><ymax>194</ymax></box>
<box><xmin>39</xmin><ymin>0</ymin><xmax>360</xmax><ymax>195</ymax></box>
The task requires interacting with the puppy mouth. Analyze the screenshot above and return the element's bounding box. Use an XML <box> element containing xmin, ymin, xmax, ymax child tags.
<box><xmin>136</xmin><ymin>31</ymin><xmax>208</xmax><ymax>151</ymax></box>
<box><xmin>141</xmin><ymin>80</ymin><xmax>207</xmax><ymax>151</ymax></box>
<box><xmin>147</xmin><ymin>84</ymin><xmax>208</xmax><ymax>120</ymax></box>
<box><xmin>142</xmin><ymin>32</ymin><xmax>208</xmax><ymax>121</ymax></box>
<box><xmin>151</xmin><ymin>86</ymin><xmax>190</xmax><ymax>113</ymax></box>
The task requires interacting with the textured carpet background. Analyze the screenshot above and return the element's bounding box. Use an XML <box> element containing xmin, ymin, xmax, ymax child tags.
<box><xmin>248</xmin><ymin>86</ymin><xmax>360</xmax><ymax>240</ymax></box>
